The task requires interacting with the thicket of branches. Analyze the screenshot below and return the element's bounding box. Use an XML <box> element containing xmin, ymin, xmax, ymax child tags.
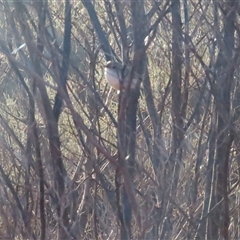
<box><xmin>0</xmin><ymin>0</ymin><xmax>239</xmax><ymax>239</ymax></box>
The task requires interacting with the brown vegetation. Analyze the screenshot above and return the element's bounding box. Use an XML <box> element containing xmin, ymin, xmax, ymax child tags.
<box><xmin>0</xmin><ymin>0</ymin><xmax>239</xmax><ymax>239</ymax></box>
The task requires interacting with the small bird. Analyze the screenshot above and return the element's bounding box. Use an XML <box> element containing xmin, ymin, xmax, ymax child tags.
<box><xmin>104</xmin><ymin>61</ymin><xmax>139</xmax><ymax>90</ymax></box>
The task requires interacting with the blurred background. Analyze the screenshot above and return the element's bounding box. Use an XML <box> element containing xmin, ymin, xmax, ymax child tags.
<box><xmin>0</xmin><ymin>0</ymin><xmax>239</xmax><ymax>239</ymax></box>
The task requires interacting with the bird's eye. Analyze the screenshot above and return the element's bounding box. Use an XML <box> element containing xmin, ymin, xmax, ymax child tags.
<box><xmin>113</xmin><ymin>66</ymin><xmax>116</xmax><ymax>69</ymax></box>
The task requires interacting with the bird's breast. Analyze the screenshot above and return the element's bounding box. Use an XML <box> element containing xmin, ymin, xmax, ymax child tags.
<box><xmin>104</xmin><ymin>68</ymin><xmax>121</xmax><ymax>90</ymax></box>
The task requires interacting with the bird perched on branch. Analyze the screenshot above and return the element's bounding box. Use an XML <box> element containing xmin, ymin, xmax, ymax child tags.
<box><xmin>104</xmin><ymin>61</ymin><xmax>139</xmax><ymax>91</ymax></box>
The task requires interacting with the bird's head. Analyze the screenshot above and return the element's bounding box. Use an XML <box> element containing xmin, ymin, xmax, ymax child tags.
<box><xmin>104</xmin><ymin>61</ymin><xmax>123</xmax><ymax>71</ymax></box>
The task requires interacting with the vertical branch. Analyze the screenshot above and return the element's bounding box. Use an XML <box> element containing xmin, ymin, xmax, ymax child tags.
<box><xmin>52</xmin><ymin>1</ymin><xmax>72</xmax><ymax>238</ymax></box>
<box><xmin>114</xmin><ymin>1</ymin><xmax>146</xmax><ymax>238</ymax></box>
<box><xmin>197</xmin><ymin>3</ymin><xmax>219</xmax><ymax>239</ymax></box>
<box><xmin>35</xmin><ymin>1</ymin><xmax>46</xmax><ymax>239</ymax></box>
<box><xmin>53</xmin><ymin>0</ymin><xmax>71</xmax><ymax>122</ymax></box>
<box><xmin>113</xmin><ymin>0</ymin><xmax>128</xmax><ymax>61</ymax></box>
<box><xmin>170</xmin><ymin>0</ymin><xmax>183</xmax><ymax>186</ymax></box>
<box><xmin>213</xmin><ymin>1</ymin><xmax>236</xmax><ymax>239</ymax></box>
<box><xmin>81</xmin><ymin>0</ymin><xmax>112</xmax><ymax>61</ymax></box>
<box><xmin>181</xmin><ymin>0</ymin><xmax>189</xmax><ymax>119</ymax></box>
<box><xmin>160</xmin><ymin>3</ymin><xmax>183</xmax><ymax>238</ymax></box>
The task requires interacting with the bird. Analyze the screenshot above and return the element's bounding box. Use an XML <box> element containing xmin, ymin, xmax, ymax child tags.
<box><xmin>104</xmin><ymin>61</ymin><xmax>139</xmax><ymax>91</ymax></box>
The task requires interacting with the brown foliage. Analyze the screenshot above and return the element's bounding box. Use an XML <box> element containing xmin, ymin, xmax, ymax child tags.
<box><xmin>0</xmin><ymin>0</ymin><xmax>239</xmax><ymax>239</ymax></box>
